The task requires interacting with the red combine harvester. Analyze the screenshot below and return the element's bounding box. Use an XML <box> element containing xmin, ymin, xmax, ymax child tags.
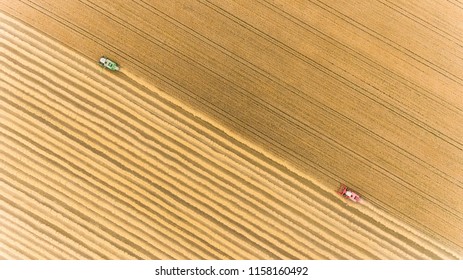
<box><xmin>338</xmin><ymin>184</ymin><xmax>362</xmax><ymax>203</ymax></box>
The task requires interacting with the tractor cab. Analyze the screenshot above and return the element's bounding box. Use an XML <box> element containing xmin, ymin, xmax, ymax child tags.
<box><xmin>99</xmin><ymin>56</ymin><xmax>120</xmax><ymax>71</ymax></box>
<box><xmin>338</xmin><ymin>184</ymin><xmax>362</xmax><ymax>203</ymax></box>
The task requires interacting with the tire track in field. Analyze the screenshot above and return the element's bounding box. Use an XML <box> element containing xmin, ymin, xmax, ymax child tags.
<box><xmin>0</xmin><ymin>30</ymin><xmax>334</xmax><ymax>258</ymax></box>
<box><xmin>0</xmin><ymin>46</ymin><xmax>250</xmax><ymax>258</ymax></box>
<box><xmin>0</xmin><ymin>18</ymin><xmax>340</xmax><ymax>258</ymax></box>
<box><xmin>1</xmin><ymin>30</ymin><xmax>306</xmax><ymax>258</ymax></box>
<box><xmin>0</xmin><ymin>12</ymin><xmax>450</xmax><ymax>258</ymax></box>
<box><xmin>8</xmin><ymin>1</ymin><xmax>463</xmax><ymax>250</ymax></box>
<box><xmin>0</xmin><ymin>21</ymin><xmax>344</xmax><ymax>258</ymax></box>
<box><xmin>2</xmin><ymin>11</ymin><xmax>462</xmax><ymax>258</ymax></box>
<box><xmin>3</xmin><ymin>27</ymin><xmax>406</xmax><ymax>258</ymax></box>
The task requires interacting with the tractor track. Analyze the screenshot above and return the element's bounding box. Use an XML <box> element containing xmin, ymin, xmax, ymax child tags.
<box><xmin>0</xmin><ymin>1</ymin><xmax>462</xmax><ymax>259</ymax></box>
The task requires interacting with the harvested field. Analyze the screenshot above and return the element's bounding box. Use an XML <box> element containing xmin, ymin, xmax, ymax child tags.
<box><xmin>0</xmin><ymin>1</ymin><xmax>462</xmax><ymax>259</ymax></box>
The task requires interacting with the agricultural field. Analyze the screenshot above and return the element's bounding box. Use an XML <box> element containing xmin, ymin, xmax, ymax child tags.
<box><xmin>0</xmin><ymin>0</ymin><xmax>462</xmax><ymax>259</ymax></box>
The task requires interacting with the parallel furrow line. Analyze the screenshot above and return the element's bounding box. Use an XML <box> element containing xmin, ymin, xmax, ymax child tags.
<box><xmin>0</xmin><ymin>166</ymin><xmax>150</xmax><ymax>259</ymax></box>
<box><xmin>0</xmin><ymin>36</ymin><xmax>428</xmax><ymax>260</ymax></box>
<box><xmin>0</xmin><ymin>209</ymin><xmax>74</xmax><ymax>259</ymax></box>
<box><xmin>0</xmin><ymin>40</ymin><xmax>340</xmax><ymax>258</ymax></box>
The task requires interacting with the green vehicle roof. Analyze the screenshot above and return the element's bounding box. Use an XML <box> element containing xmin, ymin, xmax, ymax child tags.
<box><xmin>99</xmin><ymin>56</ymin><xmax>120</xmax><ymax>71</ymax></box>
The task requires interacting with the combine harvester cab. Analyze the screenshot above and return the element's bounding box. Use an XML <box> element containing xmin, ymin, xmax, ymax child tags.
<box><xmin>338</xmin><ymin>183</ymin><xmax>362</xmax><ymax>203</ymax></box>
<box><xmin>99</xmin><ymin>56</ymin><xmax>120</xmax><ymax>71</ymax></box>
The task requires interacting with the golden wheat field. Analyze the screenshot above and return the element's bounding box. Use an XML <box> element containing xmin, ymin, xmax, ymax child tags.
<box><xmin>0</xmin><ymin>0</ymin><xmax>462</xmax><ymax>259</ymax></box>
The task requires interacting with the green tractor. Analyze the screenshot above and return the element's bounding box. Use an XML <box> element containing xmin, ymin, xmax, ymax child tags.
<box><xmin>99</xmin><ymin>56</ymin><xmax>120</xmax><ymax>71</ymax></box>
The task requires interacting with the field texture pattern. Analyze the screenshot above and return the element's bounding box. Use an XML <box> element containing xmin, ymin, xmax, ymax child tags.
<box><xmin>0</xmin><ymin>0</ymin><xmax>462</xmax><ymax>259</ymax></box>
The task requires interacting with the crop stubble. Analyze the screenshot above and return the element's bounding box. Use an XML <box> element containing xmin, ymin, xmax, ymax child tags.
<box><xmin>0</xmin><ymin>0</ymin><xmax>462</xmax><ymax>259</ymax></box>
